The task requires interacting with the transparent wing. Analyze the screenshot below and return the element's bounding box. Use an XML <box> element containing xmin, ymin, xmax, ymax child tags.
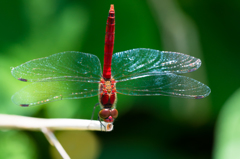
<box><xmin>11</xmin><ymin>51</ymin><xmax>102</xmax><ymax>83</ymax></box>
<box><xmin>116</xmin><ymin>73</ymin><xmax>211</xmax><ymax>99</ymax></box>
<box><xmin>12</xmin><ymin>81</ymin><xmax>99</xmax><ymax>106</ymax></box>
<box><xmin>112</xmin><ymin>48</ymin><xmax>201</xmax><ymax>82</ymax></box>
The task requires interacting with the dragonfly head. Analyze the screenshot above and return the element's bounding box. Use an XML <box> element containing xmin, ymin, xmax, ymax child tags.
<box><xmin>99</xmin><ymin>108</ymin><xmax>118</xmax><ymax>123</ymax></box>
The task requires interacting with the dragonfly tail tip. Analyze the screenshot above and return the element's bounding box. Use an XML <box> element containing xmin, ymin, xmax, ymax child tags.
<box><xmin>110</xmin><ymin>4</ymin><xmax>114</xmax><ymax>11</ymax></box>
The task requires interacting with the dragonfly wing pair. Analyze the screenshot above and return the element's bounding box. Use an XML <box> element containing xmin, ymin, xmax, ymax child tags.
<box><xmin>11</xmin><ymin>52</ymin><xmax>102</xmax><ymax>106</ymax></box>
<box><xmin>112</xmin><ymin>48</ymin><xmax>210</xmax><ymax>99</ymax></box>
<box><xmin>12</xmin><ymin>48</ymin><xmax>210</xmax><ymax>106</ymax></box>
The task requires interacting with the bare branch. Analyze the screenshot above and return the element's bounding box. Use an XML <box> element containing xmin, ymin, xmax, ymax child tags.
<box><xmin>41</xmin><ymin>128</ymin><xmax>70</xmax><ymax>159</ymax></box>
<box><xmin>0</xmin><ymin>114</ymin><xmax>113</xmax><ymax>132</ymax></box>
<box><xmin>0</xmin><ymin>114</ymin><xmax>113</xmax><ymax>158</ymax></box>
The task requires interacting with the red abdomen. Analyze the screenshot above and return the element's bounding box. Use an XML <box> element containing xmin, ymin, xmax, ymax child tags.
<box><xmin>102</xmin><ymin>5</ymin><xmax>115</xmax><ymax>80</ymax></box>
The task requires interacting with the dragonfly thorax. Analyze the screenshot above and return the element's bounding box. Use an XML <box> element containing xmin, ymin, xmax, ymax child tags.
<box><xmin>99</xmin><ymin>78</ymin><xmax>118</xmax><ymax>122</ymax></box>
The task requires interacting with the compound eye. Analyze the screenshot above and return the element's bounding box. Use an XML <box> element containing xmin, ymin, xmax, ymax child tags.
<box><xmin>99</xmin><ymin>109</ymin><xmax>110</xmax><ymax>119</ymax></box>
<box><xmin>110</xmin><ymin>109</ymin><xmax>118</xmax><ymax>119</ymax></box>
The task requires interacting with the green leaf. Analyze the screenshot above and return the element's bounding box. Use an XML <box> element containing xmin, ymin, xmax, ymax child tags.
<box><xmin>0</xmin><ymin>131</ymin><xmax>37</xmax><ymax>159</ymax></box>
<box><xmin>214</xmin><ymin>88</ymin><xmax>240</xmax><ymax>159</ymax></box>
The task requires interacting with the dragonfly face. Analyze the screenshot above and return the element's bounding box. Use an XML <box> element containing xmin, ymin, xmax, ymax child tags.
<box><xmin>99</xmin><ymin>78</ymin><xmax>118</xmax><ymax>122</ymax></box>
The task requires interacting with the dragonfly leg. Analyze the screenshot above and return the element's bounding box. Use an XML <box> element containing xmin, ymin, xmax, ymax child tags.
<box><xmin>98</xmin><ymin>115</ymin><xmax>106</xmax><ymax>132</ymax></box>
<box><xmin>91</xmin><ymin>103</ymin><xmax>99</xmax><ymax>120</ymax></box>
<box><xmin>91</xmin><ymin>103</ymin><xmax>106</xmax><ymax>131</ymax></box>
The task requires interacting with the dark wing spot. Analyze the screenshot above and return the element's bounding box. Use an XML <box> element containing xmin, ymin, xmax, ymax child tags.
<box><xmin>18</xmin><ymin>78</ymin><xmax>27</xmax><ymax>82</ymax></box>
<box><xmin>188</xmin><ymin>68</ymin><xmax>197</xmax><ymax>73</ymax></box>
<box><xmin>20</xmin><ymin>104</ymin><xmax>29</xmax><ymax>107</ymax></box>
<box><xmin>195</xmin><ymin>96</ymin><xmax>204</xmax><ymax>99</ymax></box>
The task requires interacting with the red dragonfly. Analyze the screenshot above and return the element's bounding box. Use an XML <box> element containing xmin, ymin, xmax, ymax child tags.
<box><xmin>11</xmin><ymin>5</ymin><xmax>210</xmax><ymax>123</ymax></box>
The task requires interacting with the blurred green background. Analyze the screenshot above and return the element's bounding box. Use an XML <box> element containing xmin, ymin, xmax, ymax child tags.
<box><xmin>0</xmin><ymin>0</ymin><xmax>239</xmax><ymax>158</ymax></box>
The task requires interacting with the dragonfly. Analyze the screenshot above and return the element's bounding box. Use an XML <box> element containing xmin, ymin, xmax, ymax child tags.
<box><xmin>11</xmin><ymin>4</ymin><xmax>211</xmax><ymax>123</ymax></box>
